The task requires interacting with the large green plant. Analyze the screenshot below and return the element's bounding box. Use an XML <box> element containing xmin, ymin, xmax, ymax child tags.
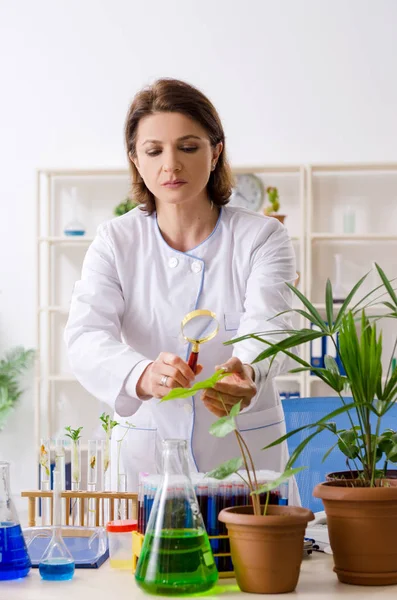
<box><xmin>0</xmin><ymin>347</ymin><xmax>35</xmax><ymax>430</ymax></box>
<box><xmin>226</xmin><ymin>263</ymin><xmax>397</xmax><ymax>487</ymax></box>
<box><xmin>161</xmin><ymin>372</ymin><xmax>304</xmax><ymax>516</ymax></box>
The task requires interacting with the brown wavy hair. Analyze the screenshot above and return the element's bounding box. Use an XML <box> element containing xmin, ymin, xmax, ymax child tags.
<box><xmin>124</xmin><ymin>78</ymin><xmax>233</xmax><ymax>214</ymax></box>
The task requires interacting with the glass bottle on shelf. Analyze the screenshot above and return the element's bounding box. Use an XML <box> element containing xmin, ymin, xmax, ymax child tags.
<box><xmin>63</xmin><ymin>187</ymin><xmax>86</xmax><ymax>236</ymax></box>
<box><xmin>135</xmin><ymin>439</ymin><xmax>218</xmax><ymax>595</ymax></box>
<box><xmin>0</xmin><ymin>461</ymin><xmax>31</xmax><ymax>580</ymax></box>
<box><xmin>343</xmin><ymin>205</ymin><xmax>356</xmax><ymax>234</ymax></box>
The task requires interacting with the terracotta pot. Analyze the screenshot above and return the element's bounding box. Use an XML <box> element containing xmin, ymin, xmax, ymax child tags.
<box><xmin>271</xmin><ymin>214</ymin><xmax>286</xmax><ymax>224</ymax></box>
<box><xmin>218</xmin><ymin>504</ymin><xmax>314</xmax><ymax>594</ymax></box>
<box><xmin>314</xmin><ymin>481</ymin><xmax>397</xmax><ymax>585</ymax></box>
<box><xmin>325</xmin><ymin>470</ymin><xmax>397</xmax><ymax>483</ymax></box>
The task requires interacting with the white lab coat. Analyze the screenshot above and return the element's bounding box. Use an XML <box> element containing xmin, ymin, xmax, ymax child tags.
<box><xmin>65</xmin><ymin>206</ymin><xmax>300</xmax><ymax>503</ymax></box>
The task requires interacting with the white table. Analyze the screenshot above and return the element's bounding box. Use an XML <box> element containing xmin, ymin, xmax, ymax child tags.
<box><xmin>2</xmin><ymin>554</ymin><xmax>397</xmax><ymax>599</ymax></box>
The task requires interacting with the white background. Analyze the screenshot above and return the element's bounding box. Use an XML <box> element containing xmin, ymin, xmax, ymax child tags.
<box><xmin>1</xmin><ymin>0</ymin><xmax>397</xmax><ymax>499</ymax></box>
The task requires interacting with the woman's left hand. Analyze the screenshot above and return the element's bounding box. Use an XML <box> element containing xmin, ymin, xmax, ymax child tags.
<box><xmin>201</xmin><ymin>357</ymin><xmax>257</xmax><ymax>417</ymax></box>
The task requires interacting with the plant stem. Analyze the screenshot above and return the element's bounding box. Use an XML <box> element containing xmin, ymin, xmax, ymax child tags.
<box><xmin>337</xmin><ymin>392</ymin><xmax>366</xmax><ymax>470</ymax></box>
<box><xmin>234</xmin><ymin>430</ymin><xmax>260</xmax><ymax>515</ymax></box>
<box><xmin>217</xmin><ymin>392</ymin><xmax>260</xmax><ymax>516</ymax></box>
<box><xmin>236</xmin><ymin>431</ymin><xmax>259</xmax><ymax>490</ymax></box>
<box><xmin>370</xmin><ymin>416</ymin><xmax>382</xmax><ymax>487</ymax></box>
<box><xmin>263</xmin><ymin>491</ymin><xmax>270</xmax><ymax>516</ymax></box>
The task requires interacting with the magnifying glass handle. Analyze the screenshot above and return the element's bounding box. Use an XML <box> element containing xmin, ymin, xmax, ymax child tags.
<box><xmin>188</xmin><ymin>350</ymin><xmax>199</xmax><ymax>374</ymax></box>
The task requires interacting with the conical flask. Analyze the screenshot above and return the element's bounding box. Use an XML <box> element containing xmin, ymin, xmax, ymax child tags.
<box><xmin>135</xmin><ymin>439</ymin><xmax>218</xmax><ymax>595</ymax></box>
<box><xmin>0</xmin><ymin>461</ymin><xmax>31</xmax><ymax>580</ymax></box>
<box><xmin>38</xmin><ymin>470</ymin><xmax>75</xmax><ymax>580</ymax></box>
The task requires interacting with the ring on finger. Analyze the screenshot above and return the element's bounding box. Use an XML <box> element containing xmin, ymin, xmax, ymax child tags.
<box><xmin>160</xmin><ymin>375</ymin><xmax>169</xmax><ymax>387</ymax></box>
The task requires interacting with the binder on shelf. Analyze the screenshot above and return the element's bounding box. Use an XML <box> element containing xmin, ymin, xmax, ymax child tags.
<box><xmin>310</xmin><ymin>324</ymin><xmax>325</xmax><ymax>375</ymax></box>
<box><xmin>279</xmin><ymin>391</ymin><xmax>301</xmax><ymax>400</ymax></box>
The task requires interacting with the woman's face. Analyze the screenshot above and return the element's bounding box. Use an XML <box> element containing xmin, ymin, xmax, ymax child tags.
<box><xmin>132</xmin><ymin>112</ymin><xmax>222</xmax><ymax>208</ymax></box>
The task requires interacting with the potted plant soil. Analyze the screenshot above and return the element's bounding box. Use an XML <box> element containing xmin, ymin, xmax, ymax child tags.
<box><xmin>233</xmin><ymin>263</ymin><xmax>397</xmax><ymax>586</ymax></box>
<box><xmin>162</xmin><ymin>372</ymin><xmax>313</xmax><ymax>594</ymax></box>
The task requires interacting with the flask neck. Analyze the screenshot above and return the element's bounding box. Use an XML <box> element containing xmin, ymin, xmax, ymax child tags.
<box><xmin>0</xmin><ymin>462</ymin><xmax>11</xmax><ymax>499</ymax></box>
<box><xmin>162</xmin><ymin>440</ymin><xmax>190</xmax><ymax>477</ymax></box>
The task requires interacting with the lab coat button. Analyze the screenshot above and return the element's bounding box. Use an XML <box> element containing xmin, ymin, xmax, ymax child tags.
<box><xmin>184</xmin><ymin>403</ymin><xmax>193</xmax><ymax>414</ymax></box>
<box><xmin>168</xmin><ymin>257</ymin><xmax>178</xmax><ymax>268</ymax></box>
<box><xmin>191</xmin><ymin>261</ymin><xmax>202</xmax><ymax>273</ymax></box>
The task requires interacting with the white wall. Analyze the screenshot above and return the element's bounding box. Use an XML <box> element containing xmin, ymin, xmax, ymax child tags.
<box><xmin>1</xmin><ymin>0</ymin><xmax>397</xmax><ymax>500</ymax></box>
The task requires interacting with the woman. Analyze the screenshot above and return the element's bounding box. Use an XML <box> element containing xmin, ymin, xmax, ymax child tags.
<box><xmin>65</xmin><ymin>78</ymin><xmax>298</xmax><ymax>501</ymax></box>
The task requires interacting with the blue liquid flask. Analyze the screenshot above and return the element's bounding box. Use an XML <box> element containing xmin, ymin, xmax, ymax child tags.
<box><xmin>0</xmin><ymin>461</ymin><xmax>31</xmax><ymax>580</ymax></box>
<box><xmin>39</xmin><ymin>470</ymin><xmax>75</xmax><ymax>581</ymax></box>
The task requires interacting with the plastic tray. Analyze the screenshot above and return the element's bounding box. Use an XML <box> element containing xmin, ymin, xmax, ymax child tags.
<box><xmin>23</xmin><ymin>526</ymin><xmax>109</xmax><ymax>568</ymax></box>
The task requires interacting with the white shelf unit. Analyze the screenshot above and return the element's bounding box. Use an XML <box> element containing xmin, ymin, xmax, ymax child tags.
<box><xmin>36</xmin><ymin>169</ymin><xmax>133</xmax><ymax>453</ymax></box>
<box><xmin>36</xmin><ymin>164</ymin><xmax>397</xmax><ymax>451</ymax></box>
<box><xmin>306</xmin><ymin>163</ymin><xmax>397</xmax><ymax>397</ymax></box>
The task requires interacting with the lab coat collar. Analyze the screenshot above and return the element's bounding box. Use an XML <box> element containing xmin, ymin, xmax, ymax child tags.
<box><xmin>154</xmin><ymin>207</ymin><xmax>223</xmax><ymax>259</ymax></box>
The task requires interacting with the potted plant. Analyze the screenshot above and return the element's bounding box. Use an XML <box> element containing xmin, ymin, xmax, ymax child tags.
<box><xmin>113</xmin><ymin>197</ymin><xmax>138</xmax><ymax>217</ymax></box>
<box><xmin>0</xmin><ymin>346</ymin><xmax>35</xmax><ymax>430</ymax></box>
<box><xmin>263</xmin><ymin>186</ymin><xmax>286</xmax><ymax>224</ymax></box>
<box><xmin>229</xmin><ymin>263</ymin><xmax>397</xmax><ymax>585</ymax></box>
<box><xmin>161</xmin><ymin>372</ymin><xmax>313</xmax><ymax>594</ymax></box>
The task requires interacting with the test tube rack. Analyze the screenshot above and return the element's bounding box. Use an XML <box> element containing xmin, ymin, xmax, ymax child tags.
<box><xmin>21</xmin><ymin>490</ymin><xmax>138</xmax><ymax>527</ymax></box>
<box><xmin>132</xmin><ymin>530</ymin><xmax>235</xmax><ymax>578</ymax></box>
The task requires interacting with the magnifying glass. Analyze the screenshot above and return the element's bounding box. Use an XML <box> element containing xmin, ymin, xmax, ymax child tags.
<box><xmin>181</xmin><ymin>309</ymin><xmax>219</xmax><ymax>374</ymax></box>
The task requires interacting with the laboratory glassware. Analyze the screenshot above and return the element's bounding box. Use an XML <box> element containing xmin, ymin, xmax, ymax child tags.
<box><xmin>38</xmin><ymin>470</ymin><xmax>75</xmax><ymax>581</ymax></box>
<box><xmin>0</xmin><ymin>461</ymin><xmax>31</xmax><ymax>580</ymax></box>
<box><xmin>135</xmin><ymin>439</ymin><xmax>218</xmax><ymax>595</ymax></box>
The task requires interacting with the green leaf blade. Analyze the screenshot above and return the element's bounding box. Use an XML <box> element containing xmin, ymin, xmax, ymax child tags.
<box><xmin>161</xmin><ymin>370</ymin><xmax>231</xmax><ymax>402</ymax></box>
<box><xmin>205</xmin><ymin>457</ymin><xmax>244</xmax><ymax>480</ymax></box>
<box><xmin>209</xmin><ymin>414</ymin><xmax>237</xmax><ymax>438</ymax></box>
<box><xmin>252</xmin><ymin>467</ymin><xmax>307</xmax><ymax>495</ymax></box>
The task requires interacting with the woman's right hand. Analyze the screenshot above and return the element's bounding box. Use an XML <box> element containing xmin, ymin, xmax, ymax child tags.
<box><xmin>136</xmin><ymin>352</ymin><xmax>201</xmax><ymax>399</ymax></box>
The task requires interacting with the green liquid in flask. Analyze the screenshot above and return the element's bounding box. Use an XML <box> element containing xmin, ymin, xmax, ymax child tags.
<box><xmin>135</xmin><ymin>528</ymin><xmax>218</xmax><ymax>595</ymax></box>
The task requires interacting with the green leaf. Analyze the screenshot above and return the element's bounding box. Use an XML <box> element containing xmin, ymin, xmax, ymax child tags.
<box><xmin>325</xmin><ymin>279</ymin><xmax>334</xmax><ymax>330</ymax></box>
<box><xmin>64</xmin><ymin>425</ymin><xmax>83</xmax><ymax>441</ymax></box>
<box><xmin>161</xmin><ymin>370</ymin><xmax>232</xmax><ymax>402</ymax></box>
<box><xmin>333</xmin><ymin>272</ymin><xmax>369</xmax><ymax>328</ymax></box>
<box><xmin>285</xmin><ymin>282</ymin><xmax>327</xmax><ymax>330</ymax></box>
<box><xmin>205</xmin><ymin>457</ymin><xmax>244</xmax><ymax>480</ymax></box>
<box><xmin>209</xmin><ymin>414</ymin><xmax>237</xmax><ymax>438</ymax></box>
<box><xmin>322</xmin><ymin>440</ymin><xmax>339</xmax><ymax>463</ymax></box>
<box><xmin>324</xmin><ymin>354</ymin><xmax>339</xmax><ymax>375</ymax></box>
<box><xmin>229</xmin><ymin>400</ymin><xmax>242</xmax><ymax>418</ymax></box>
<box><xmin>339</xmin><ymin>429</ymin><xmax>358</xmax><ymax>445</ymax></box>
<box><xmin>387</xmin><ymin>447</ymin><xmax>397</xmax><ymax>463</ymax></box>
<box><xmin>251</xmin><ymin>330</ymin><xmax>324</xmax><ymax>364</ymax></box>
<box><xmin>337</xmin><ymin>440</ymin><xmax>360</xmax><ymax>459</ymax></box>
<box><xmin>286</xmin><ymin>429</ymin><xmax>323</xmax><ymax>468</ymax></box>
<box><xmin>262</xmin><ymin>402</ymin><xmax>358</xmax><ymax>451</ymax></box>
<box><xmin>251</xmin><ymin>467</ymin><xmax>307</xmax><ymax>495</ymax></box>
<box><xmin>376</xmin><ymin>263</ymin><xmax>397</xmax><ymax>306</ymax></box>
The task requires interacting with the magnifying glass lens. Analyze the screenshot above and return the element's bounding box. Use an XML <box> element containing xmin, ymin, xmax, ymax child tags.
<box><xmin>181</xmin><ymin>310</ymin><xmax>219</xmax><ymax>374</ymax></box>
<box><xmin>182</xmin><ymin>315</ymin><xmax>218</xmax><ymax>342</ymax></box>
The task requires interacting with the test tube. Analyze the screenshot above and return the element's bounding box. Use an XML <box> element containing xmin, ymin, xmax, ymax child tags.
<box><xmin>196</xmin><ymin>483</ymin><xmax>208</xmax><ymax>529</ymax></box>
<box><xmin>117</xmin><ymin>473</ymin><xmax>127</xmax><ymax>520</ymax></box>
<box><xmin>101</xmin><ymin>437</ymin><xmax>111</xmax><ymax>525</ymax></box>
<box><xmin>40</xmin><ymin>438</ymin><xmax>51</xmax><ymax>525</ymax></box>
<box><xmin>87</xmin><ymin>440</ymin><xmax>98</xmax><ymax>527</ymax></box>
<box><xmin>71</xmin><ymin>439</ymin><xmax>81</xmax><ymax>525</ymax></box>
<box><xmin>54</xmin><ymin>438</ymin><xmax>66</xmax><ymax>524</ymax></box>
